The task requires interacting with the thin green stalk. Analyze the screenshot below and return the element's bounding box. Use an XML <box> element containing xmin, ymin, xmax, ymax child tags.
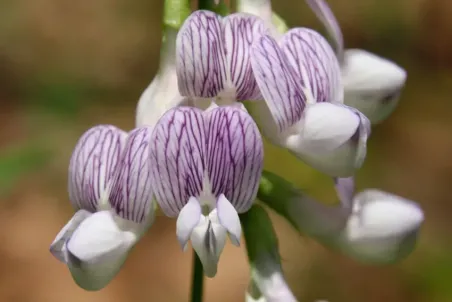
<box><xmin>190</xmin><ymin>252</ymin><xmax>204</xmax><ymax>302</ymax></box>
<box><xmin>198</xmin><ymin>0</ymin><xmax>229</xmax><ymax>16</ymax></box>
<box><xmin>163</xmin><ymin>0</ymin><xmax>191</xmax><ymax>29</ymax></box>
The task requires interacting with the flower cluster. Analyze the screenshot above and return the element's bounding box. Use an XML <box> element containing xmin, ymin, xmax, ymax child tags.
<box><xmin>50</xmin><ymin>0</ymin><xmax>423</xmax><ymax>300</ymax></box>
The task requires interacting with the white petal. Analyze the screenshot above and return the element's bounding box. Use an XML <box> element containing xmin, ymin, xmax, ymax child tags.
<box><xmin>176</xmin><ymin>197</ymin><xmax>202</xmax><ymax>250</ymax></box>
<box><xmin>339</xmin><ymin>189</ymin><xmax>424</xmax><ymax>264</ymax></box>
<box><xmin>342</xmin><ymin>49</ymin><xmax>407</xmax><ymax>124</ymax></box>
<box><xmin>216</xmin><ymin>194</ymin><xmax>242</xmax><ymax>246</ymax></box>
<box><xmin>50</xmin><ymin>209</ymin><xmax>92</xmax><ymax>263</ymax></box>
<box><xmin>285</xmin><ymin>102</ymin><xmax>367</xmax><ymax>176</ymax></box>
<box><xmin>66</xmin><ymin>211</ymin><xmax>137</xmax><ymax>291</ymax></box>
<box><xmin>190</xmin><ymin>214</ymin><xmax>227</xmax><ymax>278</ymax></box>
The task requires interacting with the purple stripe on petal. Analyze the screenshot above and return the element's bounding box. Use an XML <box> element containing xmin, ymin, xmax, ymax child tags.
<box><xmin>109</xmin><ymin>127</ymin><xmax>154</xmax><ymax>224</ymax></box>
<box><xmin>223</xmin><ymin>13</ymin><xmax>266</xmax><ymax>101</ymax></box>
<box><xmin>305</xmin><ymin>0</ymin><xmax>344</xmax><ymax>60</ymax></box>
<box><xmin>149</xmin><ymin>107</ymin><xmax>206</xmax><ymax>217</ymax></box>
<box><xmin>250</xmin><ymin>34</ymin><xmax>306</xmax><ymax>131</ymax></box>
<box><xmin>68</xmin><ymin>125</ymin><xmax>127</xmax><ymax>212</ymax></box>
<box><xmin>204</xmin><ymin>106</ymin><xmax>263</xmax><ymax>213</ymax></box>
<box><xmin>176</xmin><ymin>10</ymin><xmax>228</xmax><ymax>98</ymax></box>
<box><xmin>280</xmin><ymin>28</ymin><xmax>343</xmax><ymax>104</ymax></box>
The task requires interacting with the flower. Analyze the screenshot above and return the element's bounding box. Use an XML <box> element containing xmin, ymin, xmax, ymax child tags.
<box><xmin>176</xmin><ymin>10</ymin><xmax>267</xmax><ymax>108</ymax></box>
<box><xmin>306</xmin><ymin>0</ymin><xmax>407</xmax><ymax>124</ymax></box>
<box><xmin>257</xmin><ymin>172</ymin><xmax>424</xmax><ymax>264</ymax></box>
<box><xmin>49</xmin><ymin>125</ymin><xmax>155</xmax><ymax>290</ymax></box>
<box><xmin>249</xmin><ymin>28</ymin><xmax>370</xmax><ymax>177</ymax></box>
<box><xmin>149</xmin><ymin>104</ymin><xmax>263</xmax><ymax>277</ymax></box>
<box><xmin>136</xmin><ymin>28</ymin><xmax>189</xmax><ymax>128</ymax></box>
<box><xmin>333</xmin><ymin>178</ymin><xmax>424</xmax><ymax>264</ymax></box>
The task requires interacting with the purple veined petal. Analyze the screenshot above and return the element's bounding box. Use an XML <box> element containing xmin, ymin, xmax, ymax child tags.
<box><xmin>223</xmin><ymin>13</ymin><xmax>267</xmax><ymax>101</ymax></box>
<box><xmin>334</xmin><ymin>177</ymin><xmax>355</xmax><ymax>210</ymax></box>
<box><xmin>280</xmin><ymin>28</ymin><xmax>343</xmax><ymax>104</ymax></box>
<box><xmin>251</xmin><ymin>34</ymin><xmax>307</xmax><ymax>132</ymax></box>
<box><xmin>176</xmin><ymin>10</ymin><xmax>228</xmax><ymax>98</ymax></box>
<box><xmin>68</xmin><ymin>125</ymin><xmax>127</xmax><ymax>212</ymax></box>
<box><xmin>109</xmin><ymin>127</ymin><xmax>155</xmax><ymax>225</ymax></box>
<box><xmin>305</xmin><ymin>0</ymin><xmax>344</xmax><ymax>60</ymax></box>
<box><xmin>149</xmin><ymin>107</ymin><xmax>206</xmax><ymax>217</ymax></box>
<box><xmin>204</xmin><ymin>106</ymin><xmax>263</xmax><ymax>213</ymax></box>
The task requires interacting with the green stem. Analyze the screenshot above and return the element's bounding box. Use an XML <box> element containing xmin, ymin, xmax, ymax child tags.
<box><xmin>198</xmin><ymin>0</ymin><xmax>229</xmax><ymax>15</ymax></box>
<box><xmin>163</xmin><ymin>0</ymin><xmax>191</xmax><ymax>29</ymax></box>
<box><xmin>190</xmin><ymin>252</ymin><xmax>204</xmax><ymax>302</ymax></box>
<box><xmin>256</xmin><ymin>170</ymin><xmax>301</xmax><ymax>230</ymax></box>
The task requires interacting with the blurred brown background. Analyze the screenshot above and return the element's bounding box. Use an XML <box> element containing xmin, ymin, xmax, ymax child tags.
<box><xmin>0</xmin><ymin>0</ymin><xmax>451</xmax><ymax>301</ymax></box>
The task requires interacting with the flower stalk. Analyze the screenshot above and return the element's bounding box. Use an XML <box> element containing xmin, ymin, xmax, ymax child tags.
<box><xmin>163</xmin><ymin>0</ymin><xmax>191</xmax><ymax>29</ymax></box>
<box><xmin>191</xmin><ymin>252</ymin><xmax>205</xmax><ymax>302</ymax></box>
<box><xmin>198</xmin><ymin>0</ymin><xmax>229</xmax><ymax>16</ymax></box>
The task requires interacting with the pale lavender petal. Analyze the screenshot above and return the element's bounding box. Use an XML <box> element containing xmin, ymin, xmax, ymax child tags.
<box><xmin>217</xmin><ymin>194</ymin><xmax>241</xmax><ymax>246</ymax></box>
<box><xmin>149</xmin><ymin>107</ymin><xmax>206</xmax><ymax>217</ymax></box>
<box><xmin>305</xmin><ymin>0</ymin><xmax>344</xmax><ymax>59</ymax></box>
<box><xmin>205</xmin><ymin>106</ymin><xmax>263</xmax><ymax>213</ymax></box>
<box><xmin>251</xmin><ymin>34</ymin><xmax>306</xmax><ymax>131</ymax></box>
<box><xmin>176</xmin><ymin>10</ymin><xmax>228</xmax><ymax>98</ymax></box>
<box><xmin>109</xmin><ymin>127</ymin><xmax>154</xmax><ymax>224</ymax></box>
<box><xmin>334</xmin><ymin>177</ymin><xmax>355</xmax><ymax>210</ymax></box>
<box><xmin>280</xmin><ymin>28</ymin><xmax>343</xmax><ymax>104</ymax></box>
<box><xmin>68</xmin><ymin>125</ymin><xmax>127</xmax><ymax>212</ymax></box>
<box><xmin>176</xmin><ymin>197</ymin><xmax>202</xmax><ymax>250</ymax></box>
<box><xmin>223</xmin><ymin>13</ymin><xmax>267</xmax><ymax>101</ymax></box>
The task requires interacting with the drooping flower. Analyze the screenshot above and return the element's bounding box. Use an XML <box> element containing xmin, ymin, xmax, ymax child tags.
<box><xmin>306</xmin><ymin>0</ymin><xmax>407</xmax><ymax>124</ymax></box>
<box><xmin>249</xmin><ymin>28</ymin><xmax>370</xmax><ymax>177</ymax></box>
<box><xmin>257</xmin><ymin>172</ymin><xmax>423</xmax><ymax>264</ymax></box>
<box><xmin>136</xmin><ymin>28</ymin><xmax>189</xmax><ymax>128</ymax></box>
<box><xmin>333</xmin><ymin>178</ymin><xmax>424</xmax><ymax>264</ymax></box>
<box><xmin>149</xmin><ymin>104</ymin><xmax>263</xmax><ymax>277</ymax></box>
<box><xmin>50</xmin><ymin>125</ymin><xmax>155</xmax><ymax>290</ymax></box>
<box><xmin>176</xmin><ymin>10</ymin><xmax>267</xmax><ymax>108</ymax></box>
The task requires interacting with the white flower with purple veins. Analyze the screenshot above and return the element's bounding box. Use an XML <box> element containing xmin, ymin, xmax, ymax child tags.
<box><xmin>250</xmin><ymin>28</ymin><xmax>370</xmax><ymax>177</ymax></box>
<box><xmin>149</xmin><ymin>105</ymin><xmax>263</xmax><ymax>277</ymax></box>
<box><xmin>306</xmin><ymin>0</ymin><xmax>407</xmax><ymax>124</ymax></box>
<box><xmin>176</xmin><ymin>10</ymin><xmax>267</xmax><ymax>108</ymax></box>
<box><xmin>333</xmin><ymin>178</ymin><xmax>424</xmax><ymax>264</ymax></box>
<box><xmin>49</xmin><ymin>125</ymin><xmax>155</xmax><ymax>291</ymax></box>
